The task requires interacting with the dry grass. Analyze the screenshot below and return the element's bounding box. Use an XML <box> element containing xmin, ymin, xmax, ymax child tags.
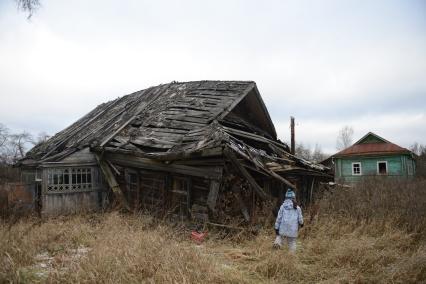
<box><xmin>1</xmin><ymin>180</ymin><xmax>425</xmax><ymax>283</ymax></box>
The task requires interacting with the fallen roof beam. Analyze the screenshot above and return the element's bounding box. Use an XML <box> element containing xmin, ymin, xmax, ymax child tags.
<box><xmin>228</xmin><ymin>143</ymin><xmax>296</xmax><ymax>189</ymax></box>
<box><xmin>220</xmin><ymin>125</ymin><xmax>288</xmax><ymax>152</ymax></box>
<box><xmin>95</xmin><ymin>153</ymin><xmax>130</xmax><ymax>211</ymax></box>
<box><xmin>224</xmin><ymin>148</ymin><xmax>268</xmax><ymax>200</ymax></box>
<box><xmin>104</xmin><ymin>152</ymin><xmax>223</xmax><ymax>180</ymax></box>
<box><xmin>98</xmin><ymin>146</ymin><xmax>223</xmax><ymax>162</ymax></box>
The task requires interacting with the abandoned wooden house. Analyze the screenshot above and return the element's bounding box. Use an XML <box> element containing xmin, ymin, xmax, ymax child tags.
<box><xmin>19</xmin><ymin>81</ymin><xmax>330</xmax><ymax>224</ymax></box>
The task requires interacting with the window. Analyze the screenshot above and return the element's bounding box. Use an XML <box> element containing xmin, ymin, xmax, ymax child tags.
<box><xmin>47</xmin><ymin>167</ymin><xmax>93</xmax><ymax>192</ymax></box>
<box><xmin>377</xmin><ymin>161</ymin><xmax>388</xmax><ymax>175</ymax></box>
<box><xmin>352</xmin><ymin>162</ymin><xmax>361</xmax><ymax>175</ymax></box>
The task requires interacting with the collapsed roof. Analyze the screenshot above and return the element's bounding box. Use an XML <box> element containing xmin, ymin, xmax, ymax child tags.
<box><xmin>23</xmin><ymin>81</ymin><xmax>329</xmax><ymax>184</ymax></box>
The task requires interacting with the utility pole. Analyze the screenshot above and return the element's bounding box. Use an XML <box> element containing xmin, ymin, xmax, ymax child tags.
<box><xmin>290</xmin><ymin>116</ymin><xmax>295</xmax><ymax>155</ymax></box>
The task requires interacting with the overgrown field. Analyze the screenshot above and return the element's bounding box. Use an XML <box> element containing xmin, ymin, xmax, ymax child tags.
<box><xmin>1</xmin><ymin>179</ymin><xmax>425</xmax><ymax>283</ymax></box>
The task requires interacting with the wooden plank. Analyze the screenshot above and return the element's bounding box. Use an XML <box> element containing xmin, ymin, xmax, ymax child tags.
<box><xmin>228</xmin><ymin>143</ymin><xmax>296</xmax><ymax>189</ymax></box>
<box><xmin>222</xmin><ymin>125</ymin><xmax>288</xmax><ymax>151</ymax></box>
<box><xmin>99</xmin><ymin>146</ymin><xmax>223</xmax><ymax>162</ymax></box>
<box><xmin>264</xmin><ymin>168</ymin><xmax>296</xmax><ymax>189</ymax></box>
<box><xmin>224</xmin><ymin>148</ymin><xmax>268</xmax><ymax>200</ymax></box>
<box><xmin>142</xmin><ymin>127</ymin><xmax>188</xmax><ymax>134</ymax></box>
<box><xmin>232</xmin><ymin>185</ymin><xmax>250</xmax><ymax>222</ymax></box>
<box><xmin>164</xmin><ymin>116</ymin><xmax>210</xmax><ymax>124</ymax></box>
<box><xmin>105</xmin><ymin>152</ymin><xmax>223</xmax><ymax>180</ymax></box>
<box><xmin>95</xmin><ymin>153</ymin><xmax>130</xmax><ymax>211</ymax></box>
<box><xmin>310</xmin><ymin>177</ymin><xmax>315</xmax><ymax>203</ymax></box>
<box><xmin>206</xmin><ymin>180</ymin><xmax>220</xmax><ymax>212</ymax></box>
<box><xmin>131</xmin><ymin>137</ymin><xmax>178</xmax><ymax>147</ymax></box>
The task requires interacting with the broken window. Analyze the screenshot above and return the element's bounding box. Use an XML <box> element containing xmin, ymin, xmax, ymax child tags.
<box><xmin>352</xmin><ymin>162</ymin><xmax>361</xmax><ymax>175</ymax></box>
<box><xmin>47</xmin><ymin>168</ymin><xmax>93</xmax><ymax>192</ymax></box>
<box><xmin>377</xmin><ymin>161</ymin><xmax>387</xmax><ymax>175</ymax></box>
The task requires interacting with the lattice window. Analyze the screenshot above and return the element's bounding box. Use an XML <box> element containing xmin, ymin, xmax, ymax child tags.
<box><xmin>47</xmin><ymin>168</ymin><xmax>93</xmax><ymax>192</ymax></box>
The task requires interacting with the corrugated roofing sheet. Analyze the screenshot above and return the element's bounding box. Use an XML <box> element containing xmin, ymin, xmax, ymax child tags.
<box><xmin>334</xmin><ymin>142</ymin><xmax>410</xmax><ymax>157</ymax></box>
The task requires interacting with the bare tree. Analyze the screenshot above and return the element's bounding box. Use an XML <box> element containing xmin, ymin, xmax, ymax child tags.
<box><xmin>15</xmin><ymin>0</ymin><xmax>41</xmax><ymax>18</ymax></box>
<box><xmin>410</xmin><ymin>142</ymin><xmax>426</xmax><ymax>156</ymax></box>
<box><xmin>0</xmin><ymin>125</ymin><xmax>37</xmax><ymax>165</ymax></box>
<box><xmin>295</xmin><ymin>143</ymin><xmax>327</xmax><ymax>163</ymax></box>
<box><xmin>410</xmin><ymin>142</ymin><xmax>426</xmax><ymax>178</ymax></box>
<box><xmin>336</xmin><ymin>126</ymin><xmax>354</xmax><ymax>150</ymax></box>
<box><xmin>8</xmin><ymin>132</ymin><xmax>34</xmax><ymax>163</ymax></box>
<box><xmin>312</xmin><ymin>144</ymin><xmax>327</xmax><ymax>163</ymax></box>
<box><xmin>295</xmin><ymin>143</ymin><xmax>312</xmax><ymax>161</ymax></box>
<box><xmin>0</xmin><ymin>123</ymin><xmax>9</xmax><ymax>148</ymax></box>
<box><xmin>35</xmin><ymin>131</ymin><xmax>50</xmax><ymax>145</ymax></box>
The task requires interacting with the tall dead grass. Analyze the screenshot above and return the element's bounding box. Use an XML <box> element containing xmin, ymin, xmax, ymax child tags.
<box><xmin>317</xmin><ymin>178</ymin><xmax>426</xmax><ymax>238</ymax></box>
<box><xmin>0</xmin><ymin>179</ymin><xmax>425</xmax><ymax>283</ymax></box>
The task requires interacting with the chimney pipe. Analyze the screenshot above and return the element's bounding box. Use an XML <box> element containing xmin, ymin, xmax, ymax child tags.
<box><xmin>290</xmin><ymin>116</ymin><xmax>295</xmax><ymax>155</ymax></box>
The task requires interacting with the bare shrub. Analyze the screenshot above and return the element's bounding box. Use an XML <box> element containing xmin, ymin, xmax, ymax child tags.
<box><xmin>316</xmin><ymin>178</ymin><xmax>426</xmax><ymax>238</ymax></box>
<box><xmin>1</xmin><ymin>179</ymin><xmax>426</xmax><ymax>283</ymax></box>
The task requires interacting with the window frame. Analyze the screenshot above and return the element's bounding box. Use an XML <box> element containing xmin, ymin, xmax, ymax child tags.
<box><xmin>377</xmin><ymin>161</ymin><xmax>388</xmax><ymax>175</ymax></box>
<box><xmin>352</xmin><ymin>162</ymin><xmax>362</xmax><ymax>176</ymax></box>
<box><xmin>45</xmin><ymin>167</ymin><xmax>95</xmax><ymax>194</ymax></box>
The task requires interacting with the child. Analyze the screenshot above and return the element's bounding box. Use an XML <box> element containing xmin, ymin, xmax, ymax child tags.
<box><xmin>273</xmin><ymin>189</ymin><xmax>304</xmax><ymax>252</ymax></box>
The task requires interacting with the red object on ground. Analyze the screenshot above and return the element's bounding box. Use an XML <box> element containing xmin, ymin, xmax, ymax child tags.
<box><xmin>191</xmin><ymin>231</ymin><xmax>207</xmax><ymax>244</ymax></box>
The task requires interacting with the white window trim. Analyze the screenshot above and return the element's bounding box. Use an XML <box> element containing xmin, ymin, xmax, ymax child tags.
<box><xmin>352</xmin><ymin>162</ymin><xmax>362</xmax><ymax>175</ymax></box>
<box><xmin>377</xmin><ymin>161</ymin><xmax>388</xmax><ymax>175</ymax></box>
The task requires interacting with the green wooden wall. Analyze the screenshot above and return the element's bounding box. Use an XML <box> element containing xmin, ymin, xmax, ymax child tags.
<box><xmin>334</xmin><ymin>154</ymin><xmax>416</xmax><ymax>183</ymax></box>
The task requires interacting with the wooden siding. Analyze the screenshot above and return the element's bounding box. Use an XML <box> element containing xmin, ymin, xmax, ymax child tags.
<box><xmin>335</xmin><ymin>154</ymin><xmax>416</xmax><ymax>183</ymax></box>
<box><xmin>41</xmin><ymin>166</ymin><xmax>107</xmax><ymax>215</ymax></box>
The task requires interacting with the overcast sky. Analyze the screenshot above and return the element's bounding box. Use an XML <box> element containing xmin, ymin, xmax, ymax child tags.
<box><xmin>0</xmin><ymin>0</ymin><xmax>425</xmax><ymax>154</ymax></box>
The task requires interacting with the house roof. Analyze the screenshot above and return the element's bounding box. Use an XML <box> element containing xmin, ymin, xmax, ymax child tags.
<box><xmin>22</xmin><ymin>80</ymin><xmax>330</xmax><ymax>179</ymax></box>
<box><xmin>24</xmin><ymin>81</ymin><xmax>276</xmax><ymax>163</ymax></box>
<box><xmin>333</xmin><ymin>132</ymin><xmax>411</xmax><ymax>157</ymax></box>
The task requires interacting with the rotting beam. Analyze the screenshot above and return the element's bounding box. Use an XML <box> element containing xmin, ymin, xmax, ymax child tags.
<box><xmin>95</xmin><ymin>153</ymin><xmax>130</xmax><ymax>211</ymax></box>
<box><xmin>224</xmin><ymin>148</ymin><xmax>268</xmax><ymax>200</ymax></box>
<box><xmin>104</xmin><ymin>152</ymin><xmax>223</xmax><ymax>180</ymax></box>
<box><xmin>207</xmin><ymin>180</ymin><xmax>220</xmax><ymax>212</ymax></box>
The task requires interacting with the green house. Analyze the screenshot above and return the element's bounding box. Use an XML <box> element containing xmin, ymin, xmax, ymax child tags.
<box><xmin>329</xmin><ymin>132</ymin><xmax>416</xmax><ymax>183</ymax></box>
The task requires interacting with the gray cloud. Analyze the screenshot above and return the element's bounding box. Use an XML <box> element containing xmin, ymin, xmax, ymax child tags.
<box><xmin>0</xmin><ymin>0</ymin><xmax>425</xmax><ymax>153</ymax></box>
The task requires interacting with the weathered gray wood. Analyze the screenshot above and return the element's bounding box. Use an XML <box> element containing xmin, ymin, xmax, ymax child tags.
<box><xmin>217</xmin><ymin>84</ymin><xmax>255</xmax><ymax>121</ymax></box>
<box><xmin>105</xmin><ymin>152</ymin><xmax>223</xmax><ymax>180</ymax></box>
<box><xmin>95</xmin><ymin>153</ymin><xmax>130</xmax><ymax>211</ymax></box>
<box><xmin>207</xmin><ymin>180</ymin><xmax>220</xmax><ymax>212</ymax></box>
<box><xmin>222</xmin><ymin>126</ymin><xmax>286</xmax><ymax>150</ymax></box>
<box><xmin>264</xmin><ymin>167</ymin><xmax>296</xmax><ymax>189</ymax></box>
<box><xmin>310</xmin><ymin>177</ymin><xmax>315</xmax><ymax>203</ymax></box>
<box><xmin>232</xmin><ymin>185</ymin><xmax>250</xmax><ymax>222</ymax></box>
<box><xmin>224</xmin><ymin>148</ymin><xmax>268</xmax><ymax>200</ymax></box>
<box><xmin>97</xmin><ymin>146</ymin><xmax>223</xmax><ymax>162</ymax></box>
